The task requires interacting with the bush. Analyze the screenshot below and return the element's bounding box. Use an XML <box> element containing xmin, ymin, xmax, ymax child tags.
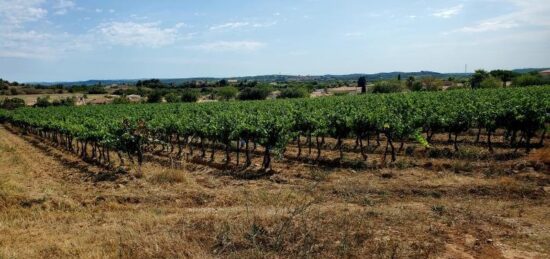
<box><xmin>35</xmin><ymin>96</ymin><xmax>52</xmax><ymax>107</ymax></box>
<box><xmin>480</xmin><ymin>76</ymin><xmax>502</xmax><ymax>88</ymax></box>
<box><xmin>238</xmin><ymin>87</ymin><xmax>272</xmax><ymax>100</ymax></box>
<box><xmin>371</xmin><ymin>80</ymin><xmax>404</xmax><ymax>93</ymax></box>
<box><xmin>147</xmin><ymin>90</ymin><xmax>164</xmax><ymax>103</ymax></box>
<box><xmin>410</xmin><ymin>81</ymin><xmax>423</xmax><ymax>91</ymax></box>
<box><xmin>181</xmin><ymin>90</ymin><xmax>199</xmax><ymax>103</ymax></box>
<box><xmin>512</xmin><ymin>74</ymin><xmax>550</xmax><ymax>87</ymax></box>
<box><xmin>0</xmin><ymin>98</ymin><xmax>25</xmax><ymax>110</ymax></box>
<box><xmin>87</xmin><ymin>87</ymin><xmax>107</xmax><ymax>94</ymax></box>
<box><xmin>52</xmin><ymin>97</ymin><xmax>76</xmax><ymax>106</ymax></box>
<box><xmin>164</xmin><ymin>92</ymin><xmax>181</xmax><ymax>103</ymax></box>
<box><xmin>112</xmin><ymin>97</ymin><xmax>131</xmax><ymax>104</ymax></box>
<box><xmin>279</xmin><ymin>87</ymin><xmax>309</xmax><ymax>99</ymax></box>
<box><xmin>421</xmin><ymin>77</ymin><xmax>444</xmax><ymax>91</ymax></box>
<box><xmin>216</xmin><ymin>86</ymin><xmax>238</xmax><ymax>101</ymax></box>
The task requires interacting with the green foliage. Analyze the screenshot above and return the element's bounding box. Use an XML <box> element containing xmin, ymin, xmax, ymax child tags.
<box><xmin>238</xmin><ymin>87</ymin><xmax>272</xmax><ymax>100</ymax></box>
<box><xmin>181</xmin><ymin>89</ymin><xmax>199</xmax><ymax>103</ymax></box>
<box><xmin>0</xmin><ymin>98</ymin><xmax>25</xmax><ymax>110</ymax></box>
<box><xmin>480</xmin><ymin>76</ymin><xmax>502</xmax><ymax>88</ymax></box>
<box><xmin>421</xmin><ymin>77</ymin><xmax>444</xmax><ymax>91</ymax></box>
<box><xmin>164</xmin><ymin>92</ymin><xmax>181</xmax><ymax>103</ymax></box>
<box><xmin>112</xmin><ymin>97</ymin><xmax>131</xmax><ymax>104</ymax></box>
<box><xmin>35</xmin><ymin>96</ymin><xmax>52</xmax><ymax>107</ymax></box>
<box><xmin>512</xmin><ymin>74</ymin><xmax>550</xmax><ymax>87</ymax></box>
<box><xmin>279</xmin><ymin>87</ymin><xmax>309</xmax><ymax>99</ymax></box>
<box><xmin>3</xmin><ymin>86</ymin><xmax>549</xmax><ymax>171</ymax></box>
<box><xmin>371</xmin><ymin>80</ymin><xmax>404</xmax><ymax>93</ymax></box>
<box><xmin>87</xmin><ymin>87</ymin><xmax>107</xmax><ymax>94</ymax></box>
<box><xmin>357</xmin><ymin>76</ymin><xmax>367</xmax><ymax>93</ymax></box>
<box><xmin>490</xmin><ymin>70</ymin><xmax>516</xmax><ymax>87</ymax></box>
<box><xmin>147</xmin><ymin>90</ymin><xmax>164</xmax><ymax>103</ymax></box>
<box><xmin>216</xmin><ymin>86</ymin><xmax>238</xmax><ymax>101</ymax></box>
<box><xmin>470</xmin><ymin>70</ymin><xmax>489</xmax><ymax>89</ymax></box>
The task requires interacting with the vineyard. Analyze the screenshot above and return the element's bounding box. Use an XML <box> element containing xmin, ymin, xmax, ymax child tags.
<box><xmin>0</xmin><ymin>86</ymin><xmax>549</xmax><ymax>172</ymax></box>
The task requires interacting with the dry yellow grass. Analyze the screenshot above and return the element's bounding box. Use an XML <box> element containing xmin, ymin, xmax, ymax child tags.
<box><xmin>0</xmin><ymin>125</ymin><xmax>549</xmax><ymax>258</ymax></box>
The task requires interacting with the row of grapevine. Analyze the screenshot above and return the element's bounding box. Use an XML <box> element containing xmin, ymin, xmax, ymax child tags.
<box><xmin>1</xmin><ymin>86</ymin><xmax>548</xmax><ymax>170</ymax></box>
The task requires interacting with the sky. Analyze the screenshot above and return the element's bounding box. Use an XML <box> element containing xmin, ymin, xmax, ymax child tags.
<box><xmin>0</xmin><ymin>0</ymin><xmax>549</xmax><ymax>82</ymax></box>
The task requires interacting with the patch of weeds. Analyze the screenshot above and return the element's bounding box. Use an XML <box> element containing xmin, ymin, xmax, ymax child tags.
<box><xmin>309</xmin><ymin>169</ymin><xmax>330</xmax><ymax>182</ymax></box>
<box><xmin>148</xmin><ymin>169</ymin><xmax>188</xmax><ymax>184</ymax></box>
<box><xmin>455</xmin><ymin>148</ymin><xmax>487</xmax><ymax>160</ymax></box>
<box><xmin>494</xmin><ymin>152</ymin><xmax>523</xmax><ymax>161</ymax></box>
<box><xmin>431</xmin><ymin>205</ymin><xmax>445</xmax><ymax>216</ymax></box>
<box><xmin>427</xmin><ymin>148</ymin><xmax>453</xmax><ymax>159</ymax></box>
<box><xmin>394</xmin><ymin>159</ymin><xmax>413</xmax><ymax>170</ymax></box>
<box><xmin>361</xmin><ymin>196</ymin><xmax>375</xmax><ymax>206</ymax></box>
<box><xmin>452</xmin><ymin>162</ymin><xmax>473</xmax><ymax>174</ymax></box>
<box><xmin>380</xmin><ymin>172</ymin><xmax>394</xmax><ymax>179</ymax></box>
<box><xmin>246</xmin><ymin>223</ymin><xmax>270</xmax><ymax>250</ymax></box>
<box><xmin>430</xmin><ymin>191</ymin><xmax>443</xmax><ymax>199</ymax></box>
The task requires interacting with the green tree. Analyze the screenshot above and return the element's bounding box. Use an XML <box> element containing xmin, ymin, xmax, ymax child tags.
<box><xmin>358</xmin><ymin>76</ymin><xmax>367</xmax><ymax>93</ymax></box>
<box><xmin>406</xmin><ymin>76</ymin><xmax>415</xmax><ymax>90</ymax></box>
<box><xmin>279</xmin><ymin>87</ymin><xmax>309</xmax><ymax>99</ymax></box>
<box><xmin>480</xmin><ymin>76</ymin><xmax>502</xmax><ymax>88</ymax></box>
<box><xmin>421</xmin><ymin>77</ymin><xmax>444</xmax><ymax>91</ymax></box>
<box><xmin>238</xmin><ymin>87</ymin><xmax>271</xmax><ymax>100</ymax></box>
<box><xmin>147</xmin><ymin>90</ymin><xmax>164</xmax><ymax>103</ymax></box>
<box><xmin>165</xmin><ymin>92</ymin><xmax>181</xmax><ymax>103</ymax></box>
<box><xmin>490</xmin><ymin>70</ymin><xmax>515</xmax><ymax>87</ymax></box>
<box><xmin>216</xmin><ymin>86</ymin><xmax>238</xmax><ymax>100</ymax></box>
<box><xmin>470</xmin><ymin>69</ymin><xmax>489</xmax><ymax>89</ymax></box>
<box><xmin>35</xmin><ymin>96</ymin><xmax>52</xmax><ymax>107</ymax></box>
<box><xmin>181</xmin><ymin>89</ymin><xmax>199</xmax><ymax>102</ymax></box>
<box><xmin>371</xmin><ymin>80</ymin><xmax>404</xmax><ymax>93</ymax></box>
<box><xmin>218</xmin><ymin>79</ymin><xmax>228</xmax><ymax>87</ymax></box>
<box><xmin>1</xmin><ymin>98</ymin><xmax>25</xmax><ymax>110</ymax></box>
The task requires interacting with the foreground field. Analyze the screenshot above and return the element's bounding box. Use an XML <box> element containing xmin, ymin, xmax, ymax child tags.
<box><xmin>1</xmin><ymin>123</ymin><xmax>549</xmax><ymax>258</ymax></box>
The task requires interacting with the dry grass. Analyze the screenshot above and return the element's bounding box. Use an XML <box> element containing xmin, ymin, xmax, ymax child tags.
<box><xmin>0</xmin><ymin>125</ymin><xmax>549</xmax><ymax>258</ymax></box>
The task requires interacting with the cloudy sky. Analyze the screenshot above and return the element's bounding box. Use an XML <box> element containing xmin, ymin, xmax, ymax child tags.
<box><xmin>0</xmin><ymin>0</ymin><xmax>549</xmax><ymax>82</ymax></box>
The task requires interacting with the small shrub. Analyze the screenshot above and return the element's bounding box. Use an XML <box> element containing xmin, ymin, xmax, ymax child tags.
<box><xmin>0</xmin><ymin>98</ymin><xmax>25</xmax><ymax>110</ymax></box>
<box><xmin>181</xmin><ymin>89</ymin><xmax>199</xmax><ymax>103</ymax></box>
<box><xmin>164</xmin><ymin>92</ymin><xmax>181</xmax><ymax>103</ymax></box>
<box><xmin>480</xmin><ymin>76</ymin><xmax>502</xmax><ymax>88</ymax></box>
<box><xmin>148</xmin><ymin>169</ymin><xmax>188</xmax><ymax>184</ymax></box>
<box><xmin>216</xmin><ymin>86</ymin><xmax>238</xmax><ymax>101</ymax></box>
<box><xmin>431</xmin><ymin>205</ymin><xmax>445</xmax><ymax>216</ymax></box>
<box><xmin>371</xmin><ymin>80</ymin><xmax>404</xmax><ymax>93</ymax></box>
<box><xmin>238</xmin><ymin>87</ymin><xmax>271</xmax><ymax>100</ymax></box>
<box><xmin>279</xmin><ymin>87</ymin><xmax>309</xmax><ymax>99</ymax></box>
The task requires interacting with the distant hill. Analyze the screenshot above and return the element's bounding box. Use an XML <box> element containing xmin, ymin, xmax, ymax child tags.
<box><xmin>27</xmin><ymin>68</ymin><xmax>549</xmax><ymax>86</ymax></box>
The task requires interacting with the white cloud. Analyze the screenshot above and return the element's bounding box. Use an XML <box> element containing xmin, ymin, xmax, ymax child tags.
<box><xmin>210</xmin><ymin>22</ymin><xmax>250</xmax><ymax>30</ymax></box>
<box><xmin>432</xmin><ymin>4</ymin><xmax>463</xmax><ymax>19</ymax></box>
<box><xmin>53</xmin><ymin>0</ymin><xmax>75</xmax><ymax>15</ymax></box>
<box><xmin>94</xmin><ymin>21</ymin><xmax>183</xmax><ymax>47</ymax></box>
<box><xmin>194</xmin><ymin>41</ymin><xmax>265</xmax><ymax>52</ymax></box>
<box><xmin>0</xmin><ymin>0</ymin><xmax>47</xmax><ymax>26</ymax></box>
<box><xmin>459</xmin><ymin>20</ymin><xmax>518</xmax><ymax>33</ymax></box>
<box><xmin>456</xmin><ymin>0</ymin><xmax>550</xmax><ymax>33</ymax></box>
<box><xmin>95</xmin><ymin>8</ymin><xmax>102</xmax><ymax>13</ymax></box>
<box><xmin>209</xmin><ymin>21</ymin><xmax>277</xmax><ymax>30</ymax></box>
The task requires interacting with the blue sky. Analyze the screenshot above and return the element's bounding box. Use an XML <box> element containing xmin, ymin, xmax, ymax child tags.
<box><xmin>0</xmin><ymin>0</ymin><xmax>549</xmax><ymax>82</ymax></box>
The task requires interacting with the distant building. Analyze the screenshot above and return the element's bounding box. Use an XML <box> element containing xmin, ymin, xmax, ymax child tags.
<box><xmin>539</xmin><ymin>70</ymin><xmax>550</xmax><ymax>76</ymax></box>
<box><xmin>227</xmin><ymin>79</ymin><xmax>238</xmax><ymax>84</ymax></box>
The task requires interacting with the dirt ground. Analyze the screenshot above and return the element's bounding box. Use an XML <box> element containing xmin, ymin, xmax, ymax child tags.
<box><xmin>0</xmin><ymin>125</ymin><xmax>549</xmax><ymax>258</ymax></box>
